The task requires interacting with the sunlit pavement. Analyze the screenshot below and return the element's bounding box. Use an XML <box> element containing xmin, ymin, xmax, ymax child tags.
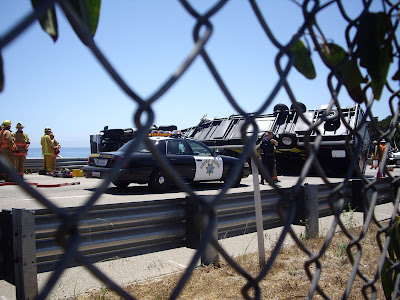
<box><xmin>0</xmin><ymin>167</ymin><xmax>398</xmax><ymax>299</ymax></box>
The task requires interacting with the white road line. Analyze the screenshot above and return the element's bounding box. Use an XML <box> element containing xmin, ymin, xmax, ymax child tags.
<box><xmin>167</xmin><ymin>259</ymin><xmax>186</xmax><ymax>269</ymax></box>
<box><xmin>23</xmin><ymin>195</ymin><xmax>87</xmax><ymax>201</ymax></box>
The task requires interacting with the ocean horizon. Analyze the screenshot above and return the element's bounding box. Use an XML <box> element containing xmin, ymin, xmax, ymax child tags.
<box><xmin>27</xmin><ymin>147</ymin><xmax>91</xmax><ymax>158</ymax></box>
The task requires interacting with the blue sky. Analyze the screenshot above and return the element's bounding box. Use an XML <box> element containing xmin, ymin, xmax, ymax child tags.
<box><xmin>1</xmin><ymin>1</ymin><xmax>397</xmax><ymax>147</ymax></box>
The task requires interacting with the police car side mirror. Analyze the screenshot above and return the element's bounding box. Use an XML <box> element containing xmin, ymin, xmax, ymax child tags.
<box><xmin>213</xmin><ymin>149</ymin><xmax>219</xmax><ymax>157</ymax></box>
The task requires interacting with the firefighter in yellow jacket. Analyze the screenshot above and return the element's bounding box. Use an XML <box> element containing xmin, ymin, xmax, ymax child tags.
<box><xmin>0</xmin><ymin>120</ymin><xmax>17</xmax><ymax>181</ymax></box>
<box><xmin>41</xmin><ymin>127</ymin><xmax>54</xmax><ymax>172</ymax></box>
<box><xmin>49</xmin><ymin>132</ymin><xmax>61</xmax><ymax>172</ymax></box>
<box><xmin>12</xmin><ymin>122</ymin><xmax>30</xmax><ymax>177</ymax></box>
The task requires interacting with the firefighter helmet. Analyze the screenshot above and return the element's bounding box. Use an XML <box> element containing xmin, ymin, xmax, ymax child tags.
<box><xmin>3</xmin><ymin>120</ymin><xmax>11</xmax><ymax>127</ymax></box>
<box><xmin>16</xmin><ymin>122</ymin><xmax>24</xmax><ymax>128</ymax></box>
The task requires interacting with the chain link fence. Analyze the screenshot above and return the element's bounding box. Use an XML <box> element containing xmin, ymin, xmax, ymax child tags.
<box><xmin>1</xmin><ymin>0</ymin><xmax>400</xmax><ymax>299</ymax></box>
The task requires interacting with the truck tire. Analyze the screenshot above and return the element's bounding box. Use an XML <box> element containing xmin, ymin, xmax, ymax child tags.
<box><xmin>273</xmin><ymin>104</ymin><xmax>289</xmax><ymax>116</ymax></box>
<box><xmin>324</xmin><ymin>111</ymin><xmax>341</xmax><ymax>131</ymax></box>
<box><xmin>290</xmin><ymin>102</ymin><xmax>307</xmax><ymax>113</ymax></box>
<box><xmin>278</xmin><ymin>132</ymin><xmax>298</xmax><ymax>149</ymax></box>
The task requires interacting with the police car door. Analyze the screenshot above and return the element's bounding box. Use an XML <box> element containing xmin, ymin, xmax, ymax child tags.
<box><xmin>186</xmin><ymin>140</ymin><xmax>223</xmax><ymax>181</ymax></box>
<box><xmin>165</xmin><ymin>139</ymin><xmax>194</xmax><ymax>179</ymax></box>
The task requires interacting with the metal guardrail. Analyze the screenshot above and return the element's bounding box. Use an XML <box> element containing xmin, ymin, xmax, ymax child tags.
<box><xmin>35</xmin><ymin>199</ymin><xmax>186</xmax><ymax>274</ymax></box>
<box><xmin>24</xmin><ymin>158</ymin><xmax>88</xmax><ymax>173</ymax></box>
<box><xmin>0</xmin><ymin>178</ymin><xmax>394</xmax><ymax>298</ymax></box>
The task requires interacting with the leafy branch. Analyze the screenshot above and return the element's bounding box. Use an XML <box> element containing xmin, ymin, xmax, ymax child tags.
<box><xmin>381</xmin><ymin>216</ymin><xmax>400</xmax><ymax>299</ymax></box>
<box><xmin>0</xmin><ymin>0</ymin><xmax>101</xmax><ymax>92</ymax></box>
<box><xmin>290</xmin><ymin>9</ymin><xmax>399</xmax><ymax>103</ymax></box>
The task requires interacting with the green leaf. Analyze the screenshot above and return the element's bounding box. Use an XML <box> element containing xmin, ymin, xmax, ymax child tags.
<box><xmin>370</xmin><ymin>40</ymin><xmax>392</xmax><ymax>100</ymax></box>
<box><xmin>0</xmin><ymin>53</ymin><xmax>4</xmax><ymax>92</ymax></box>
<box><xmin>290</xmin><ymin>39</ymin><xmax>316</xmax><ymax>79</ymax></box>
<box><xmin>322</xmin><ymin>43</ymin><xmax>367</xmax><ymax>103</ymax></box>
<box><xmin>355</xmin><ymin>12</ymin><xmax>393</xmax><ymax>100</ymax></box>
<box><xmin>31</xmin><ymin>0</ymin><xmax>58</xmax><ymax>42</ymax></box>
<box><xmin>86</xmin><ymin>0</ymin><xmax>101</xmax><ymax>36</ymax></box>
<box><xmin>393</xmin><ymin>219</ymin><xmax>400</xmax><ymax>260</ymax></box>
<box><xmin>67</xmin><ymin>0</ymin><xmax>101</xmax><ymax>46</ymax></box>
<box><xmin>381</xmin><ymin>259</ymin><xmax>394</xmax><ymax>300</ymax></box>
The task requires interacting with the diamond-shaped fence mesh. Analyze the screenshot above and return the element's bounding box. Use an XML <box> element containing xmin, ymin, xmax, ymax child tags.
<box><xmin>1</xmin><ymin>0</ymin><xmax>400</xmax><ymax>299</ymax></box>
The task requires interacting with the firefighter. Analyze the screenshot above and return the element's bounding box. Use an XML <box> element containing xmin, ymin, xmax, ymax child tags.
<box><xmin>12</xmin><ymin>122</ymin><xmax>30</xmax><ymax>177</ymax></box>
<box><xmin>41</xmin><ymin>127</ymin><xmax>54</xmax><ymax>173</ymax></box>
<box><xmin>49</xmin><ymin>132</ymin><xmax>61</xmax><ymax>172</ymax></box>
<box><xmin>0</xmin><ymin>120</ymin><xmax>17</xmax><ymax>181</ymax></box>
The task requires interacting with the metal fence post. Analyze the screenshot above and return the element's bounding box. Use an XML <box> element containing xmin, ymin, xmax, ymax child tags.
<box><xmin>185</xmin><ymin>196</ymin><xmax>219</xmax><ymax>266</ymax></box>
<box><xmin>304</xmin><ymin>184</ymin><xmax>319</xmax><ymax>239</ymax></box>
<box><xmin>251</xmin><ymin>155</ymin><xmax>266</xmax><ymax>267</ymax></box>
<box><xmin>12</xmin><ymin>209</ymin><xmax>38</xmax><ymax>300</ymax></box>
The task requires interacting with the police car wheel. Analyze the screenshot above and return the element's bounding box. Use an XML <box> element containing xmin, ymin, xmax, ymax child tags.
<box><xmin>225</xmin><ymin>169</ymin><xmax>241</xmax><ymax>188</ymax></box>
<box><xmin>149</xmin><ymin>169</ymin><xmax>169</xmax><ymax>193</ymax></box>
<box><xmin>112</xmin><ymin>181</ymin><xmax>130</xmax><ymax>188</ymax></box>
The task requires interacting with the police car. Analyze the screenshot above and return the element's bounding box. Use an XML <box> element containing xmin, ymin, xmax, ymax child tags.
<box><xmin>83</xmin><ymin>132</ymin><xmax>250</xmax><ymax>192</ymax></box>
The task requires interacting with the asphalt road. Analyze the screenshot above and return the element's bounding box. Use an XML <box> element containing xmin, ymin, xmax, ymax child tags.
<box><xmin>0</xmin><ymin>168</ymin><xmax>375</xmax><ymax>210</ymax></box>
<box><xmin>0</xmin><ymin>167</ymin><xmax>398</xmax><ymax>299</ymax></box>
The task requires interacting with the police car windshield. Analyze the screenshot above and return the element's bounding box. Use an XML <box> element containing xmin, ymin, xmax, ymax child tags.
<box><xmin>118</xmin><ymin>139</ymin><xmax>151</xmax><ymax>153</ymax></box>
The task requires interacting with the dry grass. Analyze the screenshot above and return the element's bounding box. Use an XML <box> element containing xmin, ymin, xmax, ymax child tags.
<box><xmin>78</xmin><ymin>223</ymin><xmax>387</xmax><ymax>300</ymax></box>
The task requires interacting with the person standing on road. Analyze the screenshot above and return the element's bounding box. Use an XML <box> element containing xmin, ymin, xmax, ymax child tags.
<box><xmin>257</xmin><ymin>130</ymin><xmax>278</xmax><ymax>185</ymax></box>
<box><xmin>41</xmin><ymin>127</ymin><xmax>54</xmax><ymax>173</ymax></box>
<box><xmin>49</xmin><ymin>132</ymin><xmax>61</xmax><ymax>172</ymax></box>
<box><xmin>12</xmin><ymin>122</ymin><xmax>30</xmax><ymax>177</ymax></box>
<box><xmin>0</xmin><ymin>120</ymin><xmax>17</xmax><ymax>181</ymax></box>
<box><xmin>377</xmin><ymin>139</ymin><xmax>387</xmax><ymax>178</ymax></box>
<box><xmin>370</xmin><ymin>140</ymin><xmax>378</xmax><ymax>169</ymax></box>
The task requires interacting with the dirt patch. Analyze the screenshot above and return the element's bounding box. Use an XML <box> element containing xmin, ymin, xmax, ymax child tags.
<box><xmin>78</xmin><ymin>223</ymin><xmax>388</xmax><ymax>299</ymax></box>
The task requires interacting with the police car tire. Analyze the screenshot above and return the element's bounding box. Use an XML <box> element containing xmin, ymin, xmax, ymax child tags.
<box><xmin>278</xmin><ymin>133</ymin><xmax>297</xmax><ymax>149</ymax></box>
<box><xmin>149</xmin><ymin>169</ymin><xmax>169</xmax><ymax>193</ymax></box>
<box><xmin>225</xmin><ymin>170</ymin><xmax>241</xmax><ymax>188</ymax></box>
<box><xmin>112</xmin><ymin>181</ymin><xmax>130</xmax><ymax>188</ymax></box>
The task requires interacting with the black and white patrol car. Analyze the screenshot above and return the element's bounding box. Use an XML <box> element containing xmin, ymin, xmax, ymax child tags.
<box><xmin>83</xmin><ymin>135</ymin><xmax>250</xmax><ymax>192</ymax></box>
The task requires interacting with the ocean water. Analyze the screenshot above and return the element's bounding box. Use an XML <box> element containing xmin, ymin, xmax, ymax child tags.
<box><xmin>27</xmin><ymin>147</ymin><xmax>91</xmax><ymax>158</ymax></box>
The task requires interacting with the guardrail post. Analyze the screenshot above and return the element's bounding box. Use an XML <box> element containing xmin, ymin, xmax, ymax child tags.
<box><xmin>12</xmin><ymin>209</ymin><xmax>38</xmax><ymax>300</ymax></box>
<box><xmin>185</xmin><ymin>196</ymin><xmax>219</xmax><ymax>266</ymax></box>
<box><xmin>351</xmin><ymin>179</ymin><xmax>364</xmax><ymax>212</ymax></box>
<box><xmin>0</xmin><ymin>210</ymin><xmax>14</xmax><ymax>284</ymax></box>
<box><xmin>303</xmin><ymin>184</ymin><xmax>319</xmax><ymax>239</ymax></box>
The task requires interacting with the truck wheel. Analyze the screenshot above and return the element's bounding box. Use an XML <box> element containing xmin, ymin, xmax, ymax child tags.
<box><xmin>290</xmin><ymin>102</ymin><xmax>306</xmax><ymax>113</ymax></box>
<box><xmin>149</xmin><ymin>169</ymin><xmax>169</xmax><ymax>193</ymax></box>
<box><xmin>273</xmin><ymin>104</ymin><xmax>289</xmax><ymax>116</ymax></box>
<box><xmin>396</xmin><ymin>160</ymin><xmax>400</xmax><ymax>166</ymax></box>
<box><xmin>112</xmin><ymin>181</ymin><xmax>130</xmax><ymax>188</ymax></box>
<box><xmin>278</xmin><ymin>133</ymin><xmax>298</xmax><ymax>149</ymax></box>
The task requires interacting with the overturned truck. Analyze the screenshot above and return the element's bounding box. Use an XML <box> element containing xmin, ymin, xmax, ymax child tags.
<box><xmin>182</xmin><ymin>104</ymin><xmax>370</xmax><ymax>177</ymax></box>
<box><xmin>90</xmin><ymin>125</ymin><xmax>178</xmax><ymax>154</ymax></box>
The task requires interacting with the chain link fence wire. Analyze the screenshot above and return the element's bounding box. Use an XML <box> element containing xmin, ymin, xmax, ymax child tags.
<box><xmin>1</xmin><ymin>0</ymin><xmax>400</xmax><ymax>299</ymax></box>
